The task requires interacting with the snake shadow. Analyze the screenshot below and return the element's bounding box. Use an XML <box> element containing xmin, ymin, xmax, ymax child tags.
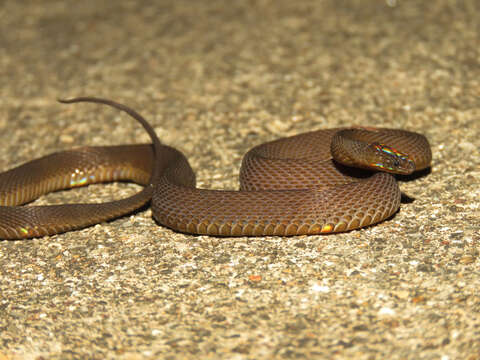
<box><xmin>396</xmin><ymin>166</ymin><xmax>432</xmax><ymax>203</ymax></box>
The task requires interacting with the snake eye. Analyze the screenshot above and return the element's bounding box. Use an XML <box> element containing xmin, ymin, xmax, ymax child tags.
<box><xmin>370</xmin><ymin>143</ymin><xmax>414</xmax><ymax>174</ymax></box>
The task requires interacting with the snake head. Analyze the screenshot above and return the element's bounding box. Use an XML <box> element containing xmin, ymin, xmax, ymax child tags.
<box><xmin>369</xmin><ymin>142</ymin><xmax>415</xmax><ymax>174</ymax></box>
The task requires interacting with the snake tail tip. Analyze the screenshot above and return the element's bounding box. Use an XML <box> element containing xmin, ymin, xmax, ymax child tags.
<box><xmin>57</xmin><ymin>98</ymin><xmax>74</xmax><ymax>104</ymax></box>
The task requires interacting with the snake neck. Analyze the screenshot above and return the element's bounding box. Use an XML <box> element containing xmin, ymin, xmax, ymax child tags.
<box><xmin>330</xmin><ymin>129</ymin><xmax>375</xmax><ymax>170</ymax></box>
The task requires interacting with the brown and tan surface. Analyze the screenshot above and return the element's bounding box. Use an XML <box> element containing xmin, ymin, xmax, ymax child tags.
<box><xmin>0</xmin><ymin>1</ymin><xmax>479</xmax><ymax>359</ymax></box>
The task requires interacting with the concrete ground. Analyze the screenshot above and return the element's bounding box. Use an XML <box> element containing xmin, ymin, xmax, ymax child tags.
<box><xmin>0</xmin><ymin>1</ymin><xmax>479</xmax><ymax>359</ymax></box>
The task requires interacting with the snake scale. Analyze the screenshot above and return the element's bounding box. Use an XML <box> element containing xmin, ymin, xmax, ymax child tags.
<box><xmin>0</xmin><ymin>98</ymin><xmax>431</xmax><ymax>239</ymax></box>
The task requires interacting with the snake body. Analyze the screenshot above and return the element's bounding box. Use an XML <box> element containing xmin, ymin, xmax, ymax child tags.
<box><xmin>0</xmin><ymin>98</ymin><xmax>431</xmax><ymax>239</ymax></box>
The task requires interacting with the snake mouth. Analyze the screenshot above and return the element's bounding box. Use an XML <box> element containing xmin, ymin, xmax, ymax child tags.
<box><xmin>370</xmin><ymin>143</ymin><xmax>416</xmax><ymax>174</ymax></box>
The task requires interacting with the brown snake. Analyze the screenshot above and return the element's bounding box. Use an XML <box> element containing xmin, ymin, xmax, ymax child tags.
<box><xmin>0</xmin><ymin>98</ymin><xmax>431</xmax><ymax>239</ymax></box>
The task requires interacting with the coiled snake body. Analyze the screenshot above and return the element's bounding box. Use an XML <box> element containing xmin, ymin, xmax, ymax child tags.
<box><xmin>0</xmin><ymin>98</ymin><xmax>431</xmax><ymax>239</ymax></box>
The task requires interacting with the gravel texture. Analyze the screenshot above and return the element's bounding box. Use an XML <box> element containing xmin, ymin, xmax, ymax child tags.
<box><xmin>0</xmin><ymin>1</ymin><xmax>479</xmax><ymax>359</ymax></box>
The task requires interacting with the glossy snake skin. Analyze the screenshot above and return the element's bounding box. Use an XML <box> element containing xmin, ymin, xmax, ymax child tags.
<box><xmin>0</xmin><ymin>98</ymin><xmax>431</xmax><ymax>239</ymax></box>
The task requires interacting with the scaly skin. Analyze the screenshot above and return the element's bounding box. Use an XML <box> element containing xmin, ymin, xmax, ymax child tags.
<box><xmin>0</xmin><ymin>98</ymin><xmax>432</xmax><ymax>239</ymax></box>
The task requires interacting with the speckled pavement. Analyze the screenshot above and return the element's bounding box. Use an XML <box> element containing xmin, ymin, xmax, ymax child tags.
<box><xmin>1</xmin><ymin>1</ymin><xmax>479</xmax><ymax>359</ymax></box>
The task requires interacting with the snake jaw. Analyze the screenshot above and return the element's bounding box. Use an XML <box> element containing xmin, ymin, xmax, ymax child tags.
<box><xmin>370</xmin><ymin>142</ymin><xmax>416</xmax><ymax>174</ymax></box>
